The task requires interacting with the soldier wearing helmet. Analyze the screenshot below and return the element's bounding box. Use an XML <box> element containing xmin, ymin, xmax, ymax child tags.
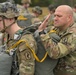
<box><xmin>21</xmin><ymin>0</ymin><xmax>31</xmax><ymax>4</ymax></box>
<box><xmin>0</xmin><ymin>2</ymin><xmax>37</xmax><ymax>75</ymax></box>
<box><xmin>20</xmin><ymin>0</ymin><xmax>31</xmax><ymax>14</ymax></box>
<box><xmin>6</xmin><ymin>0</ymin><xmax>15</xmax><ymax>4</ymax></box>
<box><xmin>31</xmin><ymin>6</ymin><xmax>42</xmax><ymax>24</ymax></box>
<box><xmin>32</xmin><ymin>6</ymin><xmax>42</xmax><ymax>16</ymax></box>
<box><xmin>0</xmin><ymin>1</ymin><xmax>19</xmax><ymax>45</ymax></box>
<box><xmin>0</xmin><ymin>2</ymin><xmax>19</xmax><ymax>32</ymax></box>
<box><xmin>42</xmin><ymin>4</ymin><xmax>56</xmax><ymax>32</ymax></box>
<box><xmin>21</xmin><ymin>0</ymin><xmax>31</xmax><ymax>10</ymax></box>
<box><xmin>72</xmin><ymin>4</ymin><xmax>76</xmax><ymax>22</ymax></box>
<box><xmin>17</xmin><ymin>0</ymin><xmax>33</xmax><ymax>28</ymax></box>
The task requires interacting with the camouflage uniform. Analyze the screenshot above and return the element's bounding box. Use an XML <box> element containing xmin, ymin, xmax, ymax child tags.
<box><xmin>0</xmin><ymin>2</ymin><xmax>37</xmax><ymax>75</ymax></box>
<box><xmin>40</xmin><ymin>23</ymin><xmax>76</xmax><ymax>75</ymax></box>
<box><xmin>47</xmin><ymin>4</ymin><xmax>55</xmax><ymax>27</ymax></box>
<box><xmin>7</xmin><ymin>29</ymin><xmax>37</xmax><ymax>75</ymax></box>
<box><xmin>17</xmin><ymin>13</ymin><xmax>33</xmax><ymax>28</ymax></box>
<box><xmin>34</xmin><ymin>34</ymin><xmax>58</xmax><ymax>75</ymax></box>
<box><xmin>0</xmin><ymin>32</ymin><xmax>4</xmax><ymax>45</ymax></box>
<box><xmin>44</xmin><ymin>14</ymin><xmax>54</xmax><ymax>32</ymax></box>
<box><xmin>17</xmin><ymin>0</ymin><xmax>33</xmax><ymax>28</ymax></box>
<box><xmin>21</xmin><ymin>0</ymin><xmax>31</xmax><ymax>4</ymax></box>
<box><xmin>32</xmin><ymin>6</ymin><xmax>42</xmax><ymax>24</ymax></box>
<box><xmin>6</xmin><ymin>0</ymin><xmax>15</xmax><ymax>4</ymax></box>
<box><xmin>43</xmin><ymin>4</ymin><xmax>55</xmax><ymax>33</ymax></box>
<box><xmin>73</xmin><ymin>12</ymin><xmax>76</xmax><ymax>22</ymax></box>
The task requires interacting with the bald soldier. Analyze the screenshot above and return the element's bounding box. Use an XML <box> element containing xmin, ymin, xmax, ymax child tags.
<box><xmin>37</xmin><ymin>5</ymin><xmax>76</xmax><ymax>75</ymax></box>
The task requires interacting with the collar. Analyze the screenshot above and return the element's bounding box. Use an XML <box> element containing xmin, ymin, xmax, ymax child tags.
<box><xmin>13</xmin><ymin>29</ymin><xmax>23</xmax><ymax>40</ymax></box>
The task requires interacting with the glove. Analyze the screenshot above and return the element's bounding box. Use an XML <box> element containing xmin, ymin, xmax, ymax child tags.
<box><xmin>49</xmin><ymin>30</ymin><xmax>61</xmax><ymax>43</ymax></box>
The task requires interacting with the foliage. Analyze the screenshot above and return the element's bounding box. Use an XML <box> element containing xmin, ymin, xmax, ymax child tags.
<box><xmin>0</xmin><ymin>0</ymin><xmax>76</xmax><ymax>7</ymax></box>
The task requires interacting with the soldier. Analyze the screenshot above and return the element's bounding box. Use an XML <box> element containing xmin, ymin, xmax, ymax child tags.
<box><xmin>36</xmin><ymin>5</ymin><xmax>76</xmax><ymax>75</ymax></box>
<box><xmin>17</xmin><ymin>0</ymin><xmax>33</xmax><ymax>28</ymax></box>
<box><xmin>31</xmin><ymin>6</ymin><xmax>42</xmax><ymax>24</ymax></box>
<box><xmin>6</xmin><ymin>0</ymin><xmax>15</xmax><ymax>4</ymax></box>
<box><xmin>19</xmin><ymin>0</ymin><xmax>31</xmax><ymax>14</ymax></box>
<box><xmin>47</xmin><ymin>4</ymin><xmax>56</xmax><ymax>26</ymax></box>
<box><xmin>72</xmin><ymin>4</ymin><xmax>76</xmax><ymax>22</ymax></box>
<box><xmin>45</xmin><ymin>4</ymin><xmax>56</xmax><ymax>32</ymax></box>
<box><xmin>0</xmin><ymin>2</ymin><xmax>37</xmax><ymax>75</ymax></box>
<box><xmin>21</xmin><ymin>0</ymin><xmax>31</xmax><ymax>11</ymax></box>
<box><xmin>72</xmin><ymin>4</ymin><xmax>76</xmax><ymax>13</ymax></box>
<box><xmin>34</xmin><ymin>13</ymin><xmax>58</xmax><ymax>75</ymax></box>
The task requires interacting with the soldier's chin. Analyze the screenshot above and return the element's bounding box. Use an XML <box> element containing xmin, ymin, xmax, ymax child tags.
<box><xmin>54</xmin><ymin>24</ymin><xmax>59</xmax><ymax>28</ymax></box>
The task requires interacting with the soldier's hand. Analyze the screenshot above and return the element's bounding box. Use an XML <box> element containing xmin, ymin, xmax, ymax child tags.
<box><xmin>49</xmin><ymin>30</ymin><xmax>61</xmax><ymax>43</ymax></box>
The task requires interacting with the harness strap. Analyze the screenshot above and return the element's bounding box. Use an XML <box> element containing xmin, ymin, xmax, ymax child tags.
<box><xmin>6</xmin><ymin>39</ymin><xmax>48</xmax><ymax>62</ymax></box>
<box><xmin>49</xmin><ymin>30</ymin><xmax>56</xmax><ymax>34</ymax></box>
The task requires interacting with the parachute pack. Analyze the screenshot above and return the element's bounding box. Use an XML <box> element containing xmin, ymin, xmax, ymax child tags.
<box><xmin>0</xmin><ymin>45</ymin><xmax>12</xmax><ymax>75</ymax></box>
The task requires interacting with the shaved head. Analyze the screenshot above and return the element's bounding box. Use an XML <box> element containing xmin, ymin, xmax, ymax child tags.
<box><xmin>55</xmin><ymin>5</ymin><xmax>73</xmax><ymax>16</ymax></box>
<box><xmin>54</xmin><ymin>5</ymin><xmax>74</xmax><ymax>31</ymax></box>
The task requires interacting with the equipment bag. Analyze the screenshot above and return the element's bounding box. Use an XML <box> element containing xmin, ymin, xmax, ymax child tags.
<box><xmin>0</xmin><ymin>45</ymin><xmax>13</xmax><ymax>75</ymax></box>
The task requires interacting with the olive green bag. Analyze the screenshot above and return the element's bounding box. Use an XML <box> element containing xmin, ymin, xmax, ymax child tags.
<box><xmin>0</xmin><ymin>45</ymin><xmax>13</xmax><ymax>75</ymax></box>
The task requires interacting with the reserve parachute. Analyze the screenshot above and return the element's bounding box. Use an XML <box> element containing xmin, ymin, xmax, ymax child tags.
<box><xmin>0</xmin><ymin>45</ymin><xmax>12</xmax><ymax>75</ymax></box>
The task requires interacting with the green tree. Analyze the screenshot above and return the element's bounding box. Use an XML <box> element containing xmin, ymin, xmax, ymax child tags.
<box><xmin>0</xmin><ymin>0</ymin><xmax>76</xmax><ymax>7</ymax></box>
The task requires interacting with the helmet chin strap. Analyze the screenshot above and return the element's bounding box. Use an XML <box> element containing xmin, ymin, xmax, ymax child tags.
<box><xmin>1</xmin><ymin>17</ymin><xmax>16</xmax><ymax>33</ymax></box>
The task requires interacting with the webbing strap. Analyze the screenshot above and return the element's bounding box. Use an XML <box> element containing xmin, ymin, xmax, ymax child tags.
<box><xmin>49</xmin><ymin>30</ymin><xmax>56</xmax><ymax>34</ymax></box>
<box><xmin>17</xmin><ymin>15</ymin><xmax>27</xmax><ymax>20</ymax></box>
<box><xmin>6</xmin><ymin>39</ymin><xmax>48</xmax><ymax>62</ymax></box>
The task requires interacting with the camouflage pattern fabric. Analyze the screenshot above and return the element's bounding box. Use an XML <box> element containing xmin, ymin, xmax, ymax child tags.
<box><xmin>17</xmin><ymin>5</ymin><xmax>29</xmax><ymax>15</ymax></box>
<box><xmin>32</xmin><ymin>6</ymin><xmax>42</xmax><ymax>15</ymax></box>
<box><xmin>0</xmin><ymin>32</ymin><xmax>4</xmax><ymax>45</ymax></box>
<box><xmin>0</xmin><ymin>2</ymin><xmax>19</xmax><ymax>18</ymax></box>
<box><xmin>73</xmin><ymin>12</ymin><xmax>76</xmax><ymax>22</ymax></box>
<box><xmin>47</xmin><ymin>14</ymin><xmax>54</xmax><ymax>26</ymax></box>
<box><xmin>21</xmin><ymin>0</ymin><xmax>31</xmax><ymax>4</ymax></box>
<box><xmin>17</xmin><ymin>14</ymin><xmax>33</xmax><ymax>28</ymax></box>
<box><xmin>17</xmin><ymin>5</ymin><xmax>33</xmax><ymax>28</ymax></box>
<box><xmin>34</xmin><ymin>32</ymin><xmax>58</xmax><ymax>75</ymax></box>
<box><xmin>32</xmin><ymin>17</ymin><xmax>41</xmax><ymax>24</ymax></box>
<box><xmin>7</xmin><ymin>29</ymin><xmax>37</xmax><ymax>75</ymax></box>
<box><xmin>42</xmin><ymin>14</ymin><xmax>54</xmax><ymax>33</ymax></box>
<box><xmin>40</xmin><ymin>23</ymin><xmax>76</xmax><ymax>75</ymax></box>
<box><xmin>43</xmin><ymin>14</ymin><xmax>54</xmax><ymax>26</ymax></box>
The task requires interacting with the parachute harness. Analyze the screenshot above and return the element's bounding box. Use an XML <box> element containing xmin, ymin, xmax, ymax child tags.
<box><xmin>6</xmin><ymin>39</ymin><xmax>48</xmax><ymax>62</ymax></box>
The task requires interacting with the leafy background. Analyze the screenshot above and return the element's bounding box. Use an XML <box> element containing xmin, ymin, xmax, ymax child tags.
<box><xmin>0</xmin><ymin>0</ymin><xmax>76</xmax><ymax>7</ymax></box>
<box><xmin>0</xmin><ymin>0</ymin><xmax>76</xmax><ymax>19</ymax></box>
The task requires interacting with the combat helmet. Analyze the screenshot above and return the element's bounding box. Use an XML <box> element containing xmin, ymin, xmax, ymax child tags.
<box><xmin>6</xmin><ymin>0</ymin><xmax>15</xmax><ymax>4</ymax></box>
<box><xmin>32</xmin><ymin>6</ymin><xmax>42</xmax><ymax>15</ymax></box>
<box><xmin>0</xmin><ymin>2</ymin><xmax>19</xmax><ymax>18</ymax></box>
<box><xmin>48</xmin><ymin>4</ymin><xmax>56</xmax><ymax>13</ymax></box>
<box><xmin>21</xmin><ymin>0</ymin><xmax>31</xmax><ymax>4</ymax></box>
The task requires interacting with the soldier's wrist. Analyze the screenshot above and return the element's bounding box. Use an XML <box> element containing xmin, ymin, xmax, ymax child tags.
<box><xmin>39</xmin><ymin>30</ymin><xmax>45</xmax><ymax>35</ymax></box>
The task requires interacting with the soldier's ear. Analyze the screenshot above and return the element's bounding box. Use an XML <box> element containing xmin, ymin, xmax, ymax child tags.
<box><xmin>67</xmin><ymin>15</ymin><xmax>72</xmax><ymax>22</ymax></box>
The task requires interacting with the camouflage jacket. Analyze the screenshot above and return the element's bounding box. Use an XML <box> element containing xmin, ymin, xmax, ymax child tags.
<box><xmin>7</xmin><ymin>29</ymin><xmax>37</xmax><ymax>75</ymax></box>
<box><xmin>73</xmin><ymin>12</ymin><xmax>76</xmax><ymax>22</ymax></box>
<box><xmin>17</xmin><ymin>4</ymin><xmax>29</xmax><ymax>15</ymax></box>
<box><xmin>40</xmin><ymin>23</ymin><xmax>76</xmax><ymax>73</ymax></box>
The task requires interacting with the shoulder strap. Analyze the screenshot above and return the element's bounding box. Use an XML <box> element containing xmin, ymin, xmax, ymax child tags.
<box><xmin>6</xmin><ymin>39</ymin><xmax>48</xmax><ymax>62</ymax></box>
